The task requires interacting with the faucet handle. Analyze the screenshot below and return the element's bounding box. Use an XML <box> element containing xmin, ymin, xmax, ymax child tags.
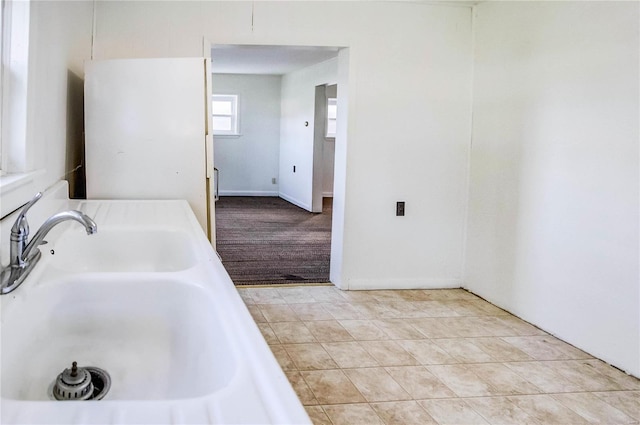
<box><xmin>11</xmin><ymin>192</ymin><xmax>43</xmax><ymax>235</ymax></box>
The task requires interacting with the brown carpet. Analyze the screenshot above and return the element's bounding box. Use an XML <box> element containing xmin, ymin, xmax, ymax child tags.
<box><xmin>215</xmin><ymin>197</ymin><xmax>332</xmax><ymax>285</ymax></box>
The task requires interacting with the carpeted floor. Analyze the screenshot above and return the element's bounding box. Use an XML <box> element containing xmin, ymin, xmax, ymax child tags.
<box><xmin>215</xmin><ymin>197</ymin><xmax>332</xmax><ymax>285</ymax></box>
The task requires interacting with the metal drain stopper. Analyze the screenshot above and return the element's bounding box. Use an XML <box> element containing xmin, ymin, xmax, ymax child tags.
<box><xmin>53</xmin><ymin>361</ymin><xmax>95</xmax><ymax>400</ymax></box>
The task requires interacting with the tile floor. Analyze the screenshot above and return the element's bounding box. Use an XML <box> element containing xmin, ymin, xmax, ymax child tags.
<box><xmin>237</xmin><ymin>285</ymin><xmax>640</xmax><ymax>425</ymax></box>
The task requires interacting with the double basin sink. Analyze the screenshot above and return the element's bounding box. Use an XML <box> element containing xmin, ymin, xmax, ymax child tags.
<box><xmin>2</xmin><ymin>223</ymin><xmax>234</xmax><ymax>402</ymax></box>
<box><xmin>1</xmin><ymin>199</ymin><xmax>310</xmax><ymax>424</ymax></box>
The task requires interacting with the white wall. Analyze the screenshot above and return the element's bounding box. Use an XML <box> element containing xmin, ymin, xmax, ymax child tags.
<box><xmin>466</xmin><ymin>1</ymin><xmax>639</xmax><ymax>376</ymax></box>
<box><xmin>1</xmin><ymin>1</ymin><xmax>93</xmax><ymax>217</ymax></box>
<box><xmin>212</xmin><ymin>74</ymin><xmax>281</xmax><ymax>196</ymax></box>
<box><xmin>92</xmin><ymin>1</ymin><xmax>474</xmax><ymax>290</ymax></box>
<box><xmin>279</xmin><ymin>58</ymin><xmax>337</xmax><ymax>210</ymax></box>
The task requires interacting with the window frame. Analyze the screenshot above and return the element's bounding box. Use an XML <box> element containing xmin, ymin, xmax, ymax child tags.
<box><xmin>325</xmin><ymin>97</ymin><xmax>337</xmax><ymax>139</ymax></box>
<box><xmin>211</xmin><ymin>94</ymin><xmax>239</xmax><ymax>136</ymax></box>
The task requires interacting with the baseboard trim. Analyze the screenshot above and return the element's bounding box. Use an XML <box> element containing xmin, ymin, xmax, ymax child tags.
<box><xmin>218</xmin><ymin>190</ymin><xmax>279</xmax><ymax>197</ymax></box>
<box><xmin>322</xmin><ymin>192</ymin><xmax>333</xmax><ymax>197</ymax></box>
<box><xmin>279</xmin><ymin>192</ymin><xmax>311</xmax><ymax>212</ymax></box>
<box><xmin>344</xmin><ymin>278</ymin><xmax>463</xmax><ymax>291</ymax></box>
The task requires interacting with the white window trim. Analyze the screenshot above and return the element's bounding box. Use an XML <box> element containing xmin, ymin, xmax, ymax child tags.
<box><xmin>0</xmin><ymin>0</ymin><xmax>47</xmax><ymax>219</ymax></box>
<box><xmin>325</xmin><ymin>97</ymin><xmax>337</xmax><ymax>139</ymax></box>
<box><xmin>212</xmin><ymin>94</ymin><xmax>239</xmax><ymax>136</ymax></box>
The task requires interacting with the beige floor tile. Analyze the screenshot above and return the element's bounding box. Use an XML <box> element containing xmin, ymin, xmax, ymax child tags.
<box><xmin>426</xmin><ymin>364</ymin><xmax>497</xmax><ymax>397</ymax></box>
<box><xmin>301</xmin><ymin>370</ymin><xmax>366</xmax><ymax>404</ymax></box>
<box><xmin>464</xmin><ymin>396</ymin><xmax>539</xmax><ymax>425</ymax></box>
<box><xmin>369</xmin><ymin>290</ymin><xmax>408</xmax><ymax>303</ymax></box>
<box><xmin>277</xmin><ymin>286</ymin><xmax>317</xmax><ymax>304</ymax></box>
<box><xmin>270</xmin><ymin>321</ymin><xmax>316</xmax><ymax>344</ymax></box>
<box><xmin>269</xmin><ymin>344</ymin><xmax>297</xmax><ymax>371</ymax></box>
<box><xmin>305</xmin><ymin>286</ymin><xmax>347</xmax><ymax>303</ymax></box>
<box><xmin>259</xmin><ymin>304</ymin><xmax>300</xmax><ymax>322</ymax></box>
<box><xmin>249</xmin><ymin>287</ymin><xmax>286</xmax><ymax>304</ymax></box>
<box><xmin>465</xmin><ymin>316</ymin><xmax>518</xmax><ymax>336</ymax></box>
<box><xmin>502</xmin><ymin>336</ymin><xmax>577</xmax><ymax>360</ymax></box>
<box><xmin>236</xmin><ymin>289</ymin><xmax>255</xmax><ymax>304</ymax></box>
<box><xmin>552</xmin><ymin>392</ymin><xmax>636</xmax><ymax>424</ymax></box>
<box><xmin>385</xmin><ymin>366</ymin><xmax>456</xmax><ymax>399</ymax></box>
<box><xmin>412</xmin><ymin>301</ymin><xmax>461</xmax><ymax>317</ymax></box>
<box><xmin>416</xmin><ymin>289</ymin><xmax>469</xmax><ymax>301</ymax></box>
<box><xmin>370</xmin><ymin>400</ymin><xmax>438</xmax><ymax>425</ymax></box>
<box><xmin>396</xmin><ymin>340</ymin><xmax>456</xmax><ymax>365</ymax></box>
<box><xmin>507</xmin><ymin>395</ymin><xmax>589</xmax><ymax>424</ymax></box>
<box><xmin>343</xmin><ymin>368</ymin><xmax>411</xmax><ymax>402</ymax></box>
<box><xmin>283</xmin><ymin>343</ymin><xmax>338</xmax><ymax>370</ymax></box>
<box><xmin>425</xmin><ymin>316</ymin><xmax>504</xmax><ymax>338</ymax></box>
<box><xmin>286</xmin><ymin>371</ymin><xmax>319</xmax><ymax>406</ymax></box>
<box><xmin>320</xmin><ymin>302</ymin><xmax>364</xmax><ymax>319</ymax></box>
<box><xmin>305</xmin><ymin>320</ymin><xmax>354</xmax><ymax>342</ymax></box>
<box><xmin>257</xmin><ymin>322</ymin><xmax>279</xmax><ymax>344</ymax></box>
<box><xmin>242</xmin><ymin>287</ymin><xmax>638</xmax><ymax>425</ymax></box>
<box><xmin>418</xmin><ymin>399</ymin><xmax>489</xmax><ymax>424</ymax></box>
<box><xmin>373</xmin><ymin>319</ymin><xmax>426</xmax><ymax>340</ymax></box>
<box><xmin>388</xmin><ymin>301</ymin><xmax>460</xmax><ymax>318</ymax></box>
<box><xmin>410</xmin><ymin>318</ymin><xmax>461</xmax><ymax>338</ymax></box>
<box><xmin>494</xmin><ymin>315</ymin><xmax>547</xmax><ymax>336</ymax></box>
<box><xmin>503</xmin><ymin>361</ymin><xmax>583</xmax><ymax>393</ymax></box>
<box><xmin>471</xmin><ymin>337</ymin><xmax>533</xmax><ymax>361</ymax></box>
<box><xmin>432</xmin><ymin>338</ymin><xmax>495</xmax><ymax>363</ymax></box>
<box><xmin>445</xmin><ymin>289</ymin><xmax>480</xmax><ymax>300</ymax></box>
<box><xmin>545</xmin><ymin>360</ymin><xmax>626</xmax><ymax>391</ymax></box>
<box><xmin>339</xmin><ymin>319</ymin><xmax>388</xmax><ymax>340</ymax></box>
<box><xmin>246</xmin><ymin>304</ymin><xmax>266</xmax><ymax>323</ymax></box>
<box><xmin>305</xmin><ymin>406</ymin><xmax>332</xmax><ymax>425</ymax></box>
<box><xmin>440</xmin><ymin>300</ymin><xmax>485</xmax><ymax>316</ymax></box>
<box><xmin>289</xmin><ymin>303</ymin><xmax>334</xmax><ymax>321</ymax></box>
<box><xmin>352</xmin><ymin>302</ymin><xmax>397</xmax><ymax>319</ymax></box>
<box><xmin>583</xmin><ymin>360</ymin><xmax>640</xmax><ymax>390</ymax></box>
<box><xmin>592</xmin><ymin>391</ymin><xmax>640</xmax><ymax>421</ymax></box>
<box><xmin>360</xmin><ymin>340</ymin><xmax>420</xmax><ymax>366</ymax></box>
<box><xmin>467</xmin><ymin>363</ymin><xmax>541</xmax><ymax>395</ymax></box>
<box><xmin>396</xmin><ymin>289</ymin><xmax>438</xmax><ymax>301</ymax></box>
<box><xmin>337</xmin><ymin>290</ymin><xmax>381</xmax><ymax>303</ymax></box>
<box><xmin>322</xmin><ymin>341</ymin><xmax>379</xmax><ymax>368</ymax></box>
<box><xmin>322</xmin><ymin>403</ymin><xmax>383</xmax><ymax>425</ymax></box>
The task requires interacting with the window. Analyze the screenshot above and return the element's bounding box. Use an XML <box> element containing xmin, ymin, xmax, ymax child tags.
<box><xmin>326</xmin><ymin>97</ymin><xmax>337</xmax><ymax>138</ymax></box>
<box><xmin>212</xmin><ymin>94</ymin><xmax>239</xmax><ymax>135</ymax></box>
<box><xmin>0</xmin><ymin>0</ymin><xmax>5</xmax><ymax>171</ymax></box>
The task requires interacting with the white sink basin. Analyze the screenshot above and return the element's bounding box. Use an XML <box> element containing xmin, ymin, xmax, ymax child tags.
<box><xmin>48</xmin><ymin>228</ymin><xmax>197</xmax><ymax>272</ymax></box>
<box><xmin>1</xmin><ymin>197</ymin><xmax>309</xmax><ymax>425</ymax></box>
<box><xmin>1</xmin><ymin>276</ymin><xmax>235</xmax><ymax>401</ymax></box>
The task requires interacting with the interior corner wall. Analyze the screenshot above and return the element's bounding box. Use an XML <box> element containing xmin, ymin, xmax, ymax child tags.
<box><xmin>279</xmin><ymin>58</ymin><xmax>337</xmax><ymax>211</ymax></box>
<box><xmin>466</xmin><ymin>1</ymin><xmax>640</xmax><ymax>376</ymax></box>
<box><xmin>212</xmin><ymin>74</ymin><xmax>282</xmax><ymax>196</ymax></box>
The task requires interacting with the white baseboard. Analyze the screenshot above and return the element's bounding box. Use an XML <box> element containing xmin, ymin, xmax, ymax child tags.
<box><xmin>344</xmin><ymin>278</ymin><xmax>463</xmax><ymax>291</ymax></box>
<box><xmin>322</xmin><ymin>192</ymin><xmax>333</xmax><ymax>197</ymax></box>
<box><xmin>278</xmin><ymin>192</ymin><xmax>311</xmax><ymax>212</ymax></box>
<box><xmin>218</xmin><ymin>190</ymin><xmax>279</xmax><ymax>197</ymax></box>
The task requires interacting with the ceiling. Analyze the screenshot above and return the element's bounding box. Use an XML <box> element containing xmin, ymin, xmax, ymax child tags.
<box><xmin>210</xmin><ymin>45</ymin><xmax>340</xmax><ymax>75</ymax></box>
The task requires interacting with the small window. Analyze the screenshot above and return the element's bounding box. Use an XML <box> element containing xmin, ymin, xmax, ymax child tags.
<box><xmin>326</xmin><ymin>97</ymin><xmax>337</xmax><ymax>138</ymax></box>
<box><xmin>212</xmin><ymin>94</ymin><xmax>239</xmax><ymax>135</ymax></box>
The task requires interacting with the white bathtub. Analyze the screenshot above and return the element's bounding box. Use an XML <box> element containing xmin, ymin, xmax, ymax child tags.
<box><xmin>0</xmin><ymin>188</ymin><xmax>310</xmax><ymax>424</ymax></box>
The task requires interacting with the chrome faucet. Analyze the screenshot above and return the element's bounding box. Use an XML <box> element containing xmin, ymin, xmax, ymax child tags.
<box><xmin>0</xmin><ymin>192</ymin><xmax>97</xmax><ymax>294</ymax></box>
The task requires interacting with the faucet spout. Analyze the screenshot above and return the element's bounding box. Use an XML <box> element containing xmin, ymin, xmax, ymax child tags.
<box><xmin>1</xmin><ymin>197</ymin><xmax>97</xmax><ymax>295</ymax></box>
<box><xmin>22</xmin><ymin>211</ymin><xmax>98</xmax><ymax>261</ymax></box>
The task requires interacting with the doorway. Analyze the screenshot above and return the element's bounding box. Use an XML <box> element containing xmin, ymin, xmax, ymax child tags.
<box><xmin>210</xmin><ymin>45</ymin><xmax>346</xmax><ymax>286</ymax></box>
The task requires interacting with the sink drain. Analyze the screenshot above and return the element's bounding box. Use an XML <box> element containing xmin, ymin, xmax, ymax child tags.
<box><xmin>51</xmin><ymin>361</ymin><xmax>111</xmax><ymax>401</ymax></box>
